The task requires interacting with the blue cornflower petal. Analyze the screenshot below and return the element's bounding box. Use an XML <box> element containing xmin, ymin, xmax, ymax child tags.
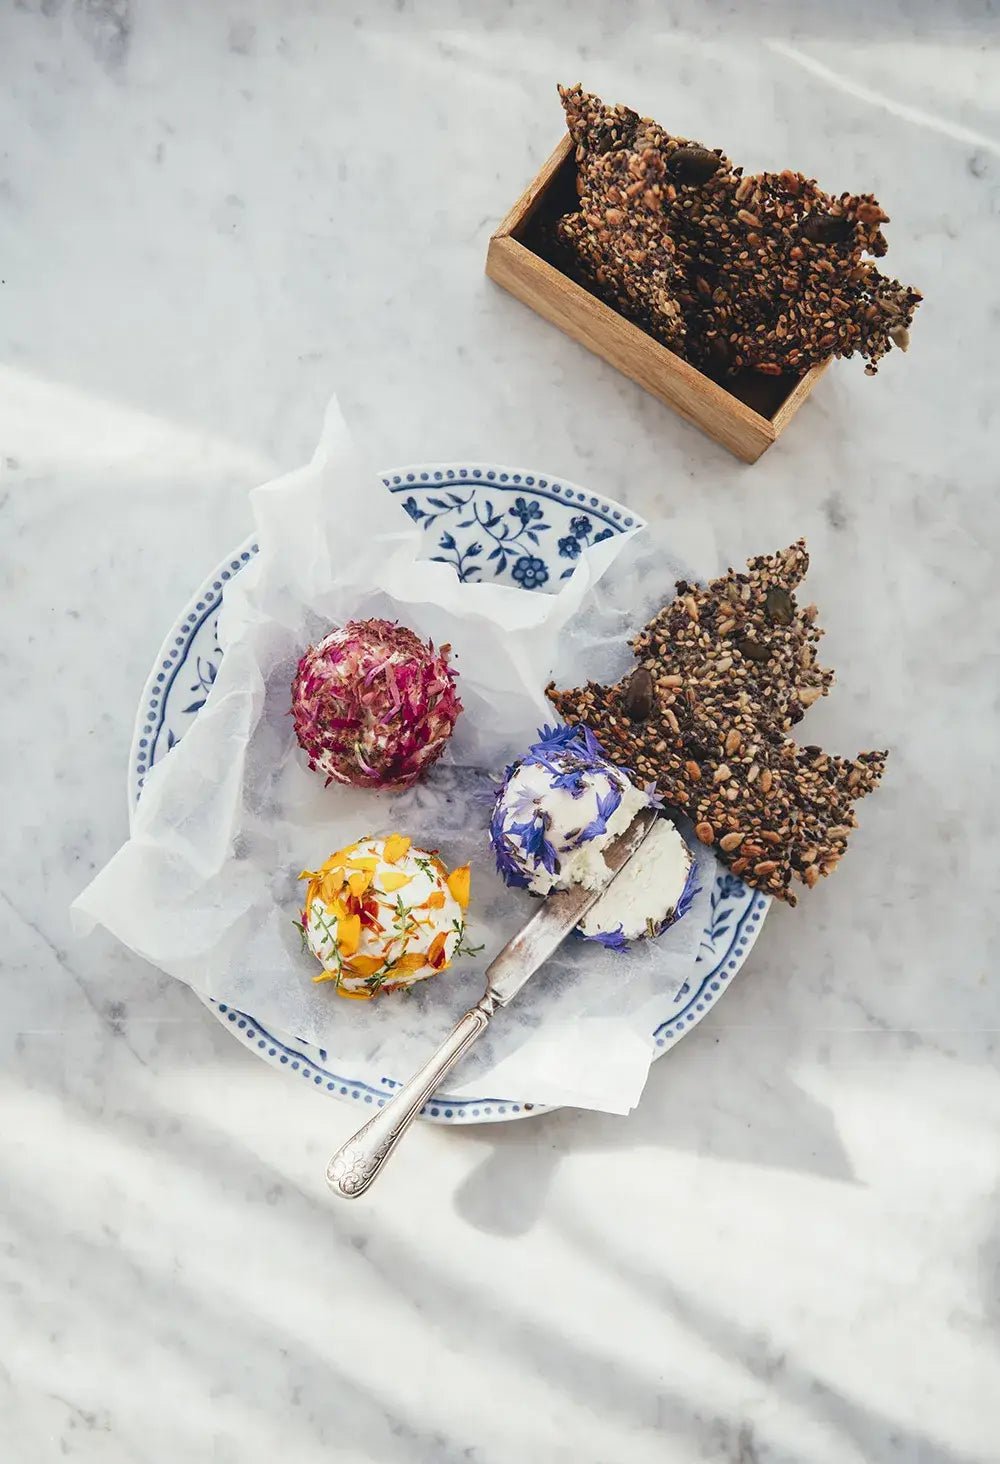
<box><xmin>537</xmin><ymin>835</ymin><xmax>560</xmax><ymax>876</ymax></box>
<box><xmin>531</xmin><ymin>724</ymin><xmax>578</xmax><ymax>755</ymax></box>
<box><xmin>549</xmin><ymin>768</ymin><xmax>588</xmax><ymax>796</ymax></box>
<box><xmin>490</xmin><ymin>799</ymin><xmax>530</xmax><ymax>887</ymax></box>
<box><xmin>582</xmin><ymin>924</ymin><xmax>630</xmax><ymax>952</ymax></box>
<box><xmin>573</xmin><ymin>781</ymin><xmax>623</xmax><ymax>846</ymax></box>
<box><xmin>643</xmin><ymin>781</ymin><xmax>665</xmax><ymax>811</ymax></box>
<box><xmin>673</xmin><ymin>858</ymin><xmax>702</xmax><ymax>923</ymax></box>
<box><xmin>650</xmin><ymin>850</ymin><xmax>701</xmax><ymax>932</ymax></box>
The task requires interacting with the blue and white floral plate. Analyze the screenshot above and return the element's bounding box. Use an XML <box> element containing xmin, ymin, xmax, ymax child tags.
<box><xmin>130</xmin><ymin>464</ymin><xmax>769</xmax><ymax>1123</ymax></box>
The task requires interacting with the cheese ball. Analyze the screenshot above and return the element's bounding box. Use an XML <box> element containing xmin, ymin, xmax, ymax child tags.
<box><xmin>490</xmin><ymin>725</ymin><xmax>698</xmax><ymax>950</ymax></box>
<box><xmin>298</xmin><ymin>835</ymin><xmax>472</xmax><ymax>998</ymax></box>
<box><xmin>291</xmin><ymin>619</ymin><xmax>461</xmax><ymax>791</ymax></box>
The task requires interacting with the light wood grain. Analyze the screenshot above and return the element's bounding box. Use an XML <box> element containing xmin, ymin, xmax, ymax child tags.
<box><xmin>487</xmin><ymin>235</ymin><xmax>775</xmax><ymax>462</ymax></box>
<box><xmin>487</xmin><ymin>137</ymin><xmax>829</xmax><ymax>463</ymax></box>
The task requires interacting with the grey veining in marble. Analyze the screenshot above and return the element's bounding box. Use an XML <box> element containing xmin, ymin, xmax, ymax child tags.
<box><xmin>2</xmin><ymin>2</ymin><xmax>999</xmax><ymax>1461</ymax></box>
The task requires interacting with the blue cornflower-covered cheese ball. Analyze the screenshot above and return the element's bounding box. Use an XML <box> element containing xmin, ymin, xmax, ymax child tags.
<box><xmin>489</xmin><ymin>725</ymin><xmax>699</xmax><ymax>950</ymax></box>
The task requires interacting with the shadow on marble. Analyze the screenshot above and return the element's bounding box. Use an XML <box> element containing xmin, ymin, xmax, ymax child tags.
<box><xmin>0</xmin><ymin>1049</ymin><xmax>857</xmax><ymax>1463</ymax></box>
<box><xmin>451</xmin><ymin>1027</ymin><xmax>858</xmax><ymax>1243</ymax></box>
<box><xmin>5</xmin><ymin>1028</ymin><xmax>989</xmax><ymax>1463</ymax></box>
<box><xmin>562</xmin><ymin>1222</ymin><xmax>983</xmax><ymax>1464</ymax></box>
<box><xmin>2</xmin><ymin>1176</ymin><xmax>702</xmax><ymax>1460</ymax></box>
<box><xmin>1</xmin><ymin>1180</ymin><xmax>473</xmax><ymax>1463</ymax></box>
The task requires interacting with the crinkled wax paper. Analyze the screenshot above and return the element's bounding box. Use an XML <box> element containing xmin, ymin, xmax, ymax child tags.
<box><xmin>74</xmin><ymin>400</ymin><xmax>720</xmax><ymax>1113</ymax></box>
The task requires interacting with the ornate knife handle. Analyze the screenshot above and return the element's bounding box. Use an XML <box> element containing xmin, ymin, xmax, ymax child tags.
<box><xmin>326</xmin><ymin>990</ymin><xmax>501</xmax><ymax>1199</ymax></box>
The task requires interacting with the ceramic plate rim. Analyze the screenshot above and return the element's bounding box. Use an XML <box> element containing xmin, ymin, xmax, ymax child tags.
<box><xmin>128</xmin><ymin>461</ymin><xmax>769</xmax><ymax>1122</ymax></box>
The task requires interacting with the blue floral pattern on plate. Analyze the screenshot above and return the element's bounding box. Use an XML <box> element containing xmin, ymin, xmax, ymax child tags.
<box><xmin>400</xmin><ymin>485</ymin><xmax>616</xmax><ymax>587</ymax></box>
<box><xmin>129</xmin><ymin>462</ymin><xmax>769</xmax><ymax>1123</ymax></box>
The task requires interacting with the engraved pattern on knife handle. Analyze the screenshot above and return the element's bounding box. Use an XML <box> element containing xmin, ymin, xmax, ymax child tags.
<box><xmin>326</xmin><ymin>992</ymin><xmax>501</xmax><ymax>1199</ymax></box>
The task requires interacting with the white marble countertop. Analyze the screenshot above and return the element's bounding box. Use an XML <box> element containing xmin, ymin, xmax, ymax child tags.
<box><xmin>2</xmin><ymin>3</ymin><xmax>999</xmax><ymax>1460</ymax></box>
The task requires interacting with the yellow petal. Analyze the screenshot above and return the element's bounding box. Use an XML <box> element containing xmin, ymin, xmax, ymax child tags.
<box><xmin>446</xmin><ymin>865</ymin><xmax>471</xmax><ymax>910</ymax></box>
<box><xmin>312</xmin><ymin>969</ymin><xmax>340</xmax><ymax>984</ymax></box>
<box><xmin>319</xmin><ymin>871</ymin><xmax>346</xmax><ymax>906</ymax></box>
<box><xmin>380</xmin><ymin>870</ymin><xmax>413</xmax><ymax>894</ymax></box>
<box><xmin>344</xmin><ymin>954</ymin><xmax>385</xmax><ymax>978</ymax></box>
<box><xmin>336</xmin><ymin>986</ymin><xmax>372</xmax><ymax>1001</ymax></box>
<box><xmin>337</xmin><ymin>913</ymin><xmax>361</xmax><ymax>957</ymax></box>
<box><xmin>347</xmin><ymin>870</ymin><xmax>372</xmax><ymax>898</ymax></box>
<box><xmin>346</xmin><ymin>855</ymin><xmax>379</xmax><ymax>873</ymax></box>
<box><xmin>383</xmin><ymin>833</ymin><xmax>412</xmax><ymax>865</ymax></box>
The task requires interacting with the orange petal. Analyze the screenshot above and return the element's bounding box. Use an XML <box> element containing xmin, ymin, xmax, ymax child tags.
<box><xmin>427</xmin><ymin>931</ymin><xmax>450</xmax><ymax>969</ymax></box>
<box><xmin>337</xmin><ymin>913</ymin><xmax>361</xmax><ymax>957</ymax></box>
<box><xmin>383</xmin><ymin>833</ymin><xmax>412</xmax><ymax>865</ymax></box>
<box><xmin>446</xmin><ymin>865</ymin><xmax>471</xmax><ymax>910</ymax></box>
<box><xmin>393</xmin><ymin>951</ymin><xmax>430</xmax><ymax>974</ymax></box>
<box><xmin>344</xmin><ymin>954</ymin><xmax>385</xmax><ymax>978</ymax></box>
<box><xmin>336</xmin><ymin>986</ymin><xmax>372</xmax><ymax>1001</ymax></box>
<box><xmin>423</xmin><ymin>891</ymin><xmax>446</xmax><ymax>910</ymax></box>
<box><xmin>380</xmin><ymin>870</ymin><xmax>413</xmax><ymax>894</ymax></box>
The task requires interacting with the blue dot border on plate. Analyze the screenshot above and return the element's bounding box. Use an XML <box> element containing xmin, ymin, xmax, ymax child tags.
<box><xmin>127</xmin><ymin>462</ymin><xmax>768</xmax><ymax>1124</ymax></box>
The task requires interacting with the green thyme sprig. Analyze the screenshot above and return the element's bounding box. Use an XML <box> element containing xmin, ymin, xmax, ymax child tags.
<box><xmin>453</xmin><ymin>919</ymin><xmax>485</xmax><ymax>961</ymax></box>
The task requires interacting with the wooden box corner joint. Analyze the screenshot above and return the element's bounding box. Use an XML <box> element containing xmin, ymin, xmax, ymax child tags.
<box><xmin>486</xmin><ymin>134</ymin><xmax>829</xmax><ymax>464</ymax></box>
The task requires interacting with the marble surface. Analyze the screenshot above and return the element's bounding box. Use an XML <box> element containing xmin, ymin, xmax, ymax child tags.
<box><xmin>2</xmin><ymin>2</ymin><xmax>999</xmax><ymax>1459</ymax></box>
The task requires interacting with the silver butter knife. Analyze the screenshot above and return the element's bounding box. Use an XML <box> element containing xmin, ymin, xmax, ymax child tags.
<box><xmin>326</xmin><ymin>806</ymin><xmax>658</xmax><ymax>1198</ymax></box>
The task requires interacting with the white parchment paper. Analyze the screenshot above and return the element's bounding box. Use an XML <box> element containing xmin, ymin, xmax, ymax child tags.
<box><xmin>74</xmin><ymin>401</ymin><xmax>719</xmax><ymax>1113</ymax></box>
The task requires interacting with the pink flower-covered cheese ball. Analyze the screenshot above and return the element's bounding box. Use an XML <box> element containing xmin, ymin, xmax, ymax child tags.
<box><xmin>291</xmin><ymin>618</ymin><xmax>462</xmax><ymax>790</ymax></box>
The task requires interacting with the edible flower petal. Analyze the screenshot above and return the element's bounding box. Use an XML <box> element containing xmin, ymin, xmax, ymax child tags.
<box><xmin>319</xmin><ymin>871</ymin><xmax>346</xmax><ymax>905</ymax></box>
<box><xmin>446</xmin><ymin>865</ymin><xmax>471</xmax><ymax>910</ymax></box>
<box><xmin>394</xmin><ymin>951</ymin><xmax>430</xmax><ymax>974</ymax></box>
<box><xmin>383</xmin><ymin>833</ymin><xmax>411</xmax><ymax>864</ymax></box>
<box><xmin>344</xmin><ymin>954</ymin><xmax>385</xmax><ymax>978</ymax></box>
<box><xmin>574</xmin><ymin>784</ymin><xmax>622</xmax><ymax>846</ymax></box>
<box><xmin>337</xmin><ymin>913</ymin><xmax>361</xmax><ymax>957</ymax></box>
<box><xmin>427</xmin><ymin>932</ymin><xmax>450</xmax><ymax>970</ymax></box>
<box><xmin>379</xmin><ymin>871</ymin><xmax>413</xmax><ymax>894</ymax></box>
<box><xmin>584</xmin><ymin>924</ymin><xmax>630</xmax><ymax>952</ymax></box>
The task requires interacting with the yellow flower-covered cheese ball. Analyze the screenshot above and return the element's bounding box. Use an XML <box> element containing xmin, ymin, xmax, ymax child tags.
<box><xmin>298</xmin><ymin>835</ymin><xmax>472</xmax><ymax>999</ymax></box>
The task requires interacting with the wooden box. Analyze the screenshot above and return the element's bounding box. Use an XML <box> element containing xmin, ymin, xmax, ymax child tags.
<box><xmin>486</xmin><ymin>135</ymin><xmax>829</xmax><ymax>463</ymax></box>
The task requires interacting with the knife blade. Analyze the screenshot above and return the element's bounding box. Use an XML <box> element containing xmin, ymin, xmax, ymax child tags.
<box><xmin>483</xmin><ymin>804</ymin><xmax>658</xmax><ymax>1004</ymax></box>
<box><xmin>326</xmin><ymin>806</ymin><xmax>660</xmax><ymax>1198</ymax></box>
